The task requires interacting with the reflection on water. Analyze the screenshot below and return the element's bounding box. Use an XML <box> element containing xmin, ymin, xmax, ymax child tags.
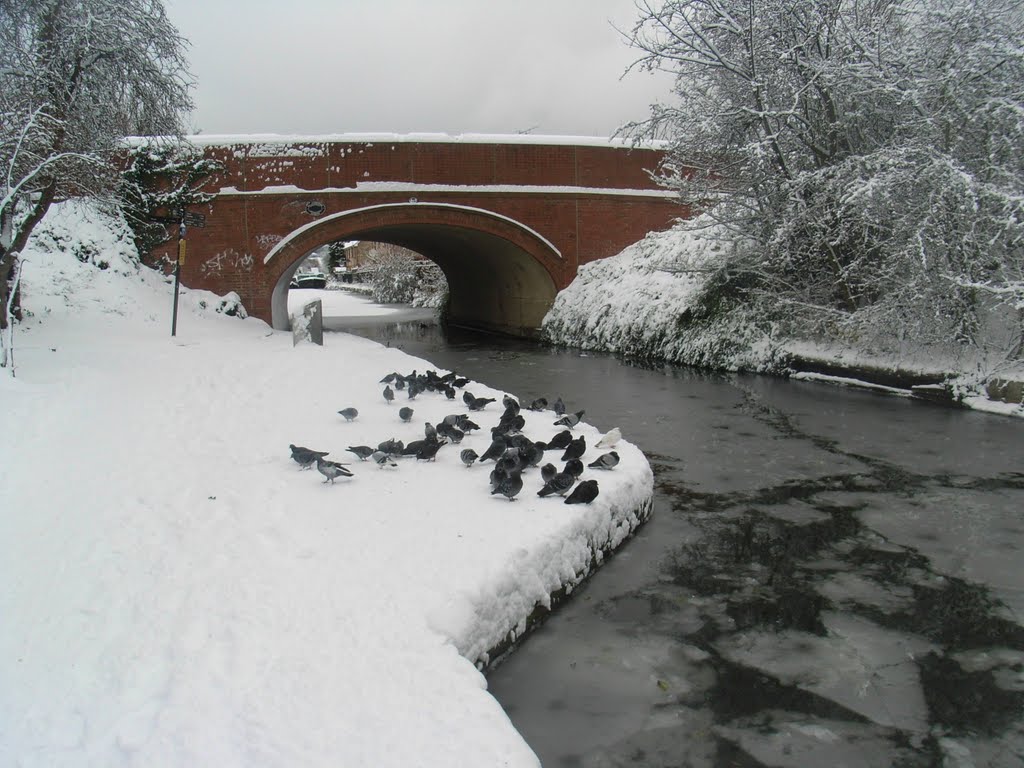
<box><xmin>335</xmin><ymin>315</ymin><xmax>1024</xmax><ymax>768</ymax></box>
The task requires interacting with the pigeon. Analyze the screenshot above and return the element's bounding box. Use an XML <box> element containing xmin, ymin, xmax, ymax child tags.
<box><xmin>545</xmin><ymin>430</ymin><xmax>572</xmax><ymax>451</ymax></box>
<box><xmin>383</xmin><ymin>385</ymin><xmax>395</xmax><ymax>404</ymax></box>
<box><xmin>436</xmin><ymin>422</ymin><xmax>464</xmax><ymax>444</ymax></box>
<box><xmin>316</xmin><ymin>456</ymin><xmax>353</xmax><ymax>484</ymax></box>
<box><xmin>377</xmin><ymin>438</ymin><xmax>404</xmax><ymax>456</ymax></box>
<box><xmin>347</xmin><ymin>445</ymin><xmax>375</xmax><ymax>461</ymax></box>
<box><xmin>468</xmin><ymin>396</ymin><xmax>496</xmax><ymax>411</ymax></box>
<box><xmin>477</xmin><ymin>437</ymin><xmax>507</xmax><ymax>463</ymax></box>
<box><xmin>489</xmin><ymin>465</ymin><xmax>508</xmax><ymax>491</ymax></box>
<box><xmin>538</xmin><ymin>471</ymin><xmax>576</xmax><ymax>497</ymax></box>
<box><xmin>402</xmin><ymin>439</ymin><xmax>427</xmax><ymax>456</ymax></box>
<box><xmin>564</xmin><ymin>479</ymin><xmax>599</xmax><ymax>505</ymax></box>
<box><xmin>563</xmin><ymin>458</ymin><xmax>585</xmax><ymax>478</ymax></box>
<box><xmin>453</xmin><ymin>377</ymin><xmax>470</xmax><ymax>388</ymax></box>
<box><xmin>460</xmin><ymin>448</ymin><xmax>479</xmax><ymax>467</ymax></box>
<box><xmin>554</xmin><ymin>410</ymin><xmax>585</xmax><ymax>429</ymax></box>
<box><xmin>540</xmin><ymin>462</ymin><xmax>558</xmax><ymax>484</ymax></box>
<box><xmin>370</xmin><ymin>450</ymin><xmax>397</xmax><ymax>468</ymax></box>
<box><xmin>290</xmin><ymin>444</ymin><xmax>329</xmax><ymax>470</ymax></box>
<box><xmin>457</xmin><ymin>416</ymin><xmax>480</xmax><ymax>433</ymax></box>
<box><xmin>561</xmin><ymin>435</ymin><xmax>586</xmax><ymax>462</ymax></box>
<box><xmin>595</xmin><ymin>427</ymin><xmax>622</xmax><ymax>449</ymax></box>
<box><xmin>424</xmin><ymin>422</ymin><xmax>437</xmax><ymax>440</ymax></box>
<box><xmin>417</xmin><ymin>440</ymin><xmax>443</xmax><ymax>462</ymax></box>
<box><xmin>528</xmin><ymin>397</ymin><xmax>548</xmax><ymax>411</ymax></box>
<box><xmin>495</xmin><ymin>448</ymin><xmax>523</xmax><ymax>477</ymax></box>
<box><xmin>519</xmin><ymin>442</ymin><xmax>545</xmax><ymax>468</ymax></box>
<box><xmin>462</xmin><ymin>390</ymin><xmax>475</xmax><ymax>406</ymax></box>
<box><xmin>502</xmin><ymin>394</ymin><xmax>520</xmax><ymax>414</ymax></box>
<box><xmin>380</xmin><ymin>372</ymin><xmax>398</xmax><ymax>384</ymax></box>
<box><xmin>588</xmin><ymin>451</ymin><xmax>620</xmax><ymax>470</ymax></box>
<box><xmin>338</xmin><ymin>407</ymin><xmax>359</xmax><ymax>422</ymax></box>
<box><xmin>399</xmin><ymin>406</ymin><xmax>414</xmax><ymax>422</ymax></box>
<box><xmin>553</xmin><ymin>397</ymin><xmax>566</xmax><ymax>416</ymax></box>
<box><xmin>491</xmin><ymin>470</ymin><xmax>524</xmax><ymax>502</ymax></box>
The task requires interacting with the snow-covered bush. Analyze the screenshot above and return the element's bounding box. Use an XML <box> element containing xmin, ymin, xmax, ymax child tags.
<box><xmin>620</xmin><ymin>0</ymin><xmax>1024</xmax><ymax>372</ymax></box>
<box><xmin>543</xmin><ymin>214</ymin><xmax>786</xmax><ymax>371</ymax></box>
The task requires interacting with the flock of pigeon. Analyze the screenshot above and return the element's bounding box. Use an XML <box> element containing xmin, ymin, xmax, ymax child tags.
<box><xmin>288</xmin><ymin>368</ymin><xmax>622</xmax><ymax>505</ymax></box>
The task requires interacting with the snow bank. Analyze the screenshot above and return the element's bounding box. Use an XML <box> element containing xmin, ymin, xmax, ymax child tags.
<box><xmin>1</xmin><ymin>201</ymin><xmax>654</xmax><ymax>767</ymax></box>
<box><xmin>542</xmin><ymin>215</ymin><xmax>781</xmax><ymax>372</ymax></box>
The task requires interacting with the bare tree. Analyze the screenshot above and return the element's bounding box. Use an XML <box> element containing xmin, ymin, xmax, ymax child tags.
<box><xmin>1</xmin><ymin>0</ymin><xmax>193</xmax><ymax>368</ymax></box>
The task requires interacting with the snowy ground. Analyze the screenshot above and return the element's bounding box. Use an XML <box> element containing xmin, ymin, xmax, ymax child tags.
<box><xmin>0</xmin><ymin>202</ymin><xmax>653</xmax><ymax>767</ymax></box>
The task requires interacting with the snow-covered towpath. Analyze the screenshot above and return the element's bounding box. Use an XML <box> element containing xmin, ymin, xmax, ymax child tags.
<box><xmin>0</xmin><ymin>202</ymin><xmax>653</xmax><ymax>766</ymax></box>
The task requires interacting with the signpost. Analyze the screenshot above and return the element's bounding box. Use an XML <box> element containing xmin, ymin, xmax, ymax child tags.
<box><xmin>155</xmin><ymin>209</ymin><xmax>207</xmax><ymax>337</ymax></box>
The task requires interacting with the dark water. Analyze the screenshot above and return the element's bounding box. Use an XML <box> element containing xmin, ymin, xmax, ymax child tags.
<box><xmin>341</xmin><ymin>318</ymin><xmax>1024</xmax><ymax>768</ymax></box>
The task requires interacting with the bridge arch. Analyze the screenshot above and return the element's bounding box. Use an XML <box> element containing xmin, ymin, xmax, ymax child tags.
<box><xmin>266</xmin><ymin>203</ymin><xmax>562</xmax><ymax>336</ymax></box>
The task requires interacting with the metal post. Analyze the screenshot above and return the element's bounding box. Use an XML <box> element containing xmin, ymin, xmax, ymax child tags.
<box><xmin>171</xmin><ymin>221</ymin><xmax>185</xmax><ymax>336</ymax></box>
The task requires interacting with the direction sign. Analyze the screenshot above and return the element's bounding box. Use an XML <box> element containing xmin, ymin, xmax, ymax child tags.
<box><xmin>182</xmin><ymin>212</ymin><xmax>206</xmax><ymax>228</ymax></box>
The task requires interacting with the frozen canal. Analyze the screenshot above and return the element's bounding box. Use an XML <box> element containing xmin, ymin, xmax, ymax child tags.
<box><xmin>323</xmin><ymin>298</ymin><xmax>1023</xmax><ymax>768</ymax></box>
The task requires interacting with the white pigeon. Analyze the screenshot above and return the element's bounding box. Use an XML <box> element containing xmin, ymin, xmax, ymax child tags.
<box><xmin>595</xmin><ymin>427</ymin><xmax>621</xmax><ymax>449</ymax></box>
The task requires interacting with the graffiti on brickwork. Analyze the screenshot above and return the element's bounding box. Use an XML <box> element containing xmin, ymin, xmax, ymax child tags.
<box><xmin>256</xmin><ymin>234</ymin><xmax>283</xmax><ymax>250</ymax></box>
<box><xmin>200</xmin><ymin>250</ymin><xmax>254</xmax><ymax>277</ymax></box>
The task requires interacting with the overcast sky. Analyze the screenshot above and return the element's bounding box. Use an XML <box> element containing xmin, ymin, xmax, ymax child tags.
<box><xmin>164</xmin><ymin>0</ymin><xmax>676</xmax><ymax>138</ymax></box>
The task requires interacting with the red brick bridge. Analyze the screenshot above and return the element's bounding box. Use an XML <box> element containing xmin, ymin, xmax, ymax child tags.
<box><xmin>158</xmin><ymin>134</ymin><xmax>684</xmax><ymax>336</ymax></box>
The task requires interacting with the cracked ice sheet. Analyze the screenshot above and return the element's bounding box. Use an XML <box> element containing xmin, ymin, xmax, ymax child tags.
<box><xmin>714</xmin><ymin>612</ymin><xmax>936</xmax><ymax>734</ymax></box>
<box><xmin>714</xmin><ymin>711</ymin><xmax>916</xmax><ymax>768</ymax></box>
<box><xmin>853</xmin><ymin>487</ymin><xmax>1024</xmax><ymax>626</ymax></box>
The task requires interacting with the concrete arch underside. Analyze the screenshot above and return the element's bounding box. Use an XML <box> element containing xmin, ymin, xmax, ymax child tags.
<box><xmin>268</xmin><ymin>205</ymin><xmax>561</xmax><ymax>337</ymax></box>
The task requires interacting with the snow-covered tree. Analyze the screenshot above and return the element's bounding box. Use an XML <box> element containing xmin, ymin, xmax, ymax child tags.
<box><xmin>118</xmin><ymin>141</ymin><xmax>222</xmax><ymax>264</ymax></box>
<box><xmin>1</xmin><ymin>0</ymin><xmax>193</xmax><ymax>367</ymax></box>
<box><xmin>623</xmin><ymin>0</ymin><xmax>1024</xmax><ymax>364</ymax></box>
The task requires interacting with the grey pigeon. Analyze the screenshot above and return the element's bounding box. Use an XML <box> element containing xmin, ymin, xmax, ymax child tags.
<box><xmin>502</xmin><ymin>394</ymin><xmax>520</xmax><ymax>414</ymax></box>
<box><xmin>538</xmin><ymin>472</ymin><xmax>576</xmax><ymax>497</ymax></box>
<box><xmin>316</xmin><ymin>456</ymin><xmax>353</xmax><ymax>484</ymax></box>
<box><xmin>468</xmin><ymin>396</ymin><xmax>496</xmax><ymax>411</ymax></box>
<box><xmin>528</xmin><ymin>397</ymin><xmax>548</xmax><ymax>411</ymax></box>
<box><xmin>554</xmin><ymin>410</ymin><xmax>585</xmax><ymax>429</ymax></box>
<box><xmin>399</xmin><ymin>406</ymin><xmax>414</xmax><ymax>422</ymax></box>
<box><xmin>383</xmin><ymin>385</ymin><xmax>395</xmax><ymax>404</ymax></box>
<box><xmin>540</xmin><ymin>462</ymin><xmax>558</xmax><ymax>484</ymax></box>
<box><xmin>477</xmin><ymin>437</ymin><xmax>507</xmax><ymax>463</ymax></box>
<box><xmin>520</xmin><ymin>442</ymin><xmax>544</xmax><ymax>468</ymax></box>
<box><xmin>588</xmin><ymin>451</ymin><xmax>620</xmax><ymax>470</ymax></box>
<box><xmin>377</xmin><ymin>438</ymin><xmax>404</xmax><ymax>456</ymax></box>
<box><xmin>416</xmin><ymin>440</ymin><xmax>443</xmax><ymax>462</ymax></box>
<box><xmin>561</xmin><ymin>435</ymin><xmax>586</xmax><ymax>462</ymax></box>
<box><xmin>553</xmin><ymin>397</ymin><xmax>566</xmax><ymax>416</ymax></box>
<box><xmin>491</xmin><ymin>470</ymin><xmax>524</xmax><ymax>502</ymax></box>
<box><xmin>563</xmin><ymin>458</ymin><xmax>585</xmax><ymax>478</ymax></box>
<box><xmin>545</xmin><ymin>430</ymin><xmax>572</xmax><ymax>451</ymax></box>
<box><xmin>347</xmin><ymin>445</ymin><xmax>374</xmax><ymax>461</ymax></box>
<box><xmin>370</xmin><ymin>450</ymin><xmax>397</xmax><ymax>468</ymax></box>
<box><xmin>489</xmin><ymin>465</ymin><xmax>508</xmax><ymax>490</ymax></box>
<box><xmin>462</xmin><ymin>390</ymin><xmax>475</xmax><ymax>406</ymax></box>
<box><xmin>424</xmin><ymin>422</ymin><xmax>437</xmax><ymax>440</ymax></box>
<box><xmin>460</xmin><ymin>448</ymin><xmax>479</xmax><ymax>467</ymax></box>
<box><xmin>564</xmin><ymin>479</ymin><xmax>599</xmax><ymax>505</ymax></box>
<box><xmin>338</xmin><ymin>407</ymin><xmax>359</xmax><ymax>422</ymax></box>
<box><xmin>290</xmin><ymin>444</ymin><xmax>329</xmax><ymax>470</ymax></box>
